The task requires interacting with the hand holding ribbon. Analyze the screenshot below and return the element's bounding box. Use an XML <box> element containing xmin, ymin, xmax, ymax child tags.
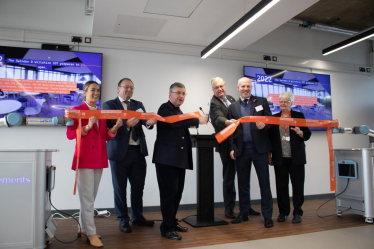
<box><xmin>66</xmin><ymin>109</ymin><xmax>201</xmax><ymax>195</ymax></box>
<box><xmin>215</xmin><ymin>116</ymin><xmax>339</xmax><ymax>192</ymax></box>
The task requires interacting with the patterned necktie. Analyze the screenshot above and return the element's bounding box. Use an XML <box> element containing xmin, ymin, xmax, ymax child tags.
<box><xmin>124</xmin><ymin>100</ymin><xmax>138</xmax><ymax>141</ymax></box>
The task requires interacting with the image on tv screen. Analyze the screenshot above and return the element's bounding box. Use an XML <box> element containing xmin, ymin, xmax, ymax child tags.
<box><xmin>244</xmin><ymin>66</ymin><xmax>332</xmax><ymax>131</ymax></box>
<box><xmin>0</xmin><ymin>46</ymin><xmax>103</xmax><ymax>118</ymax></box>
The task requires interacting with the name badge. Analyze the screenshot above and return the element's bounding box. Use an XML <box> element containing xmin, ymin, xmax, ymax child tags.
<box><xmin>282</xmin><ymin>136</ymin><xmax>290</xmax><ymax>141</ymax></box>
<box><xmin>255</xmin><ymin>105</ymin><xmax>263</xmax><ymax>112</ymax></box>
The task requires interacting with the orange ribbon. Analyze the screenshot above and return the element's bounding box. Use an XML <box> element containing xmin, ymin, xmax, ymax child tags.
<box><xmin>215</xmin><ymin>116</ymin><xmax>339</xmax><ymax>192</ymax></box>
<box><xmin>65</xmin><ymin>109</ymin><xmax>201</xmax><ymax>123</ymax></box>
<box><xmin>74</xmin><ymin>119</ymin><xmax>81</xmax><ymax>195</ymax></box>
<box><xmin>66</xmin><ymin>109</ymin><xmax>201</xmax><ymax>195</ymax></box>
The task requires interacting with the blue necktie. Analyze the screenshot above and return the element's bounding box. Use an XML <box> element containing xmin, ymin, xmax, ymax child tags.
<box><xmin>244</xmin><ymin>99</ymin><xmax>249</xmax><ymax>106</ymax></box>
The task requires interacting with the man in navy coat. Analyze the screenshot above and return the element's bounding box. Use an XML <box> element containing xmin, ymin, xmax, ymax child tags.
<box><xmin>228</xmin><ymin>77</ymin><xmax>274</xmax><ymax>228</ymax></box>
<box><xmin>103</xmin><ymin>78</ymin><xmax>157</xmax><ymax>233</ymax></box>
<box><xmin>153</xmin><ymin>82</ymin><xmax>208</xmax><ymax>240</ymax></box>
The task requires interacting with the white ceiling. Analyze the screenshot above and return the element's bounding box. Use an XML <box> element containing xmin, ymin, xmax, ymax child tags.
<box><xmin>93</xmin><ymin>0</ymin><xmax>319</xmax><ymax>51</ymax></box>
<box><xmin>143</xmin><ymin>0</ymin><xmax>203</xmax><ymax>18</ymax></box>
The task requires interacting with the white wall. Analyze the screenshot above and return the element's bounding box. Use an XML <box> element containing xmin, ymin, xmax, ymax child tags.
<box><xmin>0</xmin><ymin>0</ymin><xmax>93</xmax><ymax>36</ymax></box>
<box><xmin>0</xmin><ymin>2</ymin><xmax>373</xmax><ymax>211</ymax></box>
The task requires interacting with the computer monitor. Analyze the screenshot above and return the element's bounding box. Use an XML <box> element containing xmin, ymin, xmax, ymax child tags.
<box><xmin>337</xmin><ymin>160</ymin><xmax>358</xmax><ymax>179</ymax></box>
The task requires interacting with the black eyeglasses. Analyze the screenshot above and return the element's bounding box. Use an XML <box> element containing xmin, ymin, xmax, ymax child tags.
<box><xmin>171</xmin><ymin>91</ymin><xmax>187</xmax><ymax>96</ymax></box>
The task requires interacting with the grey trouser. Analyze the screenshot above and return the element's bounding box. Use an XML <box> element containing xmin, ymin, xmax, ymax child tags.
<box><xmin>78</xmin><ymin>168</ymin><xmax>103</xmax><ymax>235</ymax></box>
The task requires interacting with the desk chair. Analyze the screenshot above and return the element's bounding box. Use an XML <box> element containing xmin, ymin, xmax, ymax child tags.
<box><xmin>24</xmin><ymin>99</ymin><xmax>45</xmax><ymax>117</ymax></box>
<box><xmin>63</xmin><ymin>95</ymin><xmax>73</xmax><ymax>105</ymax></box>
<box><xmin>43</xmin><ymin>95</ymin><xmax>52</xmax><ymax>113</ymax></box>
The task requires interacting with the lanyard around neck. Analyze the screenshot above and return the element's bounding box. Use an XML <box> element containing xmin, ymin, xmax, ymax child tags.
<box><xmin>281</xmin><ymin>111</ymin><xmax>291</xmax><ymax>132</ymax></box>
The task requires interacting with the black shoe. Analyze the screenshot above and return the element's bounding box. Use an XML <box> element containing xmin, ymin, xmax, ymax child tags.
<box><xmin>162</xmin><ymin>231</ymin><xmax>181</xmax><ymax>240</ymax></box>
<box><xmin>231</xmin><ymin>215</ymin><xmax>249</xmax><ymax>224</ymax></box>
<box><xmin>249</xmin><ymin>207</ymin><xmax>261</xmax><ymax>216</ymax></box>
<box><xmin>132</xmin><ymin>219</ymin><xmax>155</xmax><ymax>226</ymax></box>
<box><xmin>277</xmin><ymin>214</ymin><xmax>288</xmax><ymax>222</ymax></box>
<box><xmin>292</xmin><ymin>215</ymin><xmax>302</xmax><ymax>224</ymax></box>
<box><xmin>119</xmin><ymin>222</ymin><xmax>132</xmax><ymax>233</ymax></box>
<box><xmin>225</xmin><ymin>210</ymin><xmax>235</xmax><ymax>219</ymax></box>
<box><xmin>264</xmin><ymin>218</ymin><xmax>274</xmax><ymax>228</ymax></box>
<box><xmin>175</xmin><ymin>224</ymin><xmax>188</xmax><ymax>232</ymax></box>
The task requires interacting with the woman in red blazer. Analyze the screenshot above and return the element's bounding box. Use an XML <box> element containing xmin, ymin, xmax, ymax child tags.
<box><xmin>67</xmin><ymin>81</ymin><xmax>122</xmax><ymax>248</ymax></box>
<box><xmin>269</xmin><ymin>92</ymin><xmax>311</xmax><ymax>225</ymax></box>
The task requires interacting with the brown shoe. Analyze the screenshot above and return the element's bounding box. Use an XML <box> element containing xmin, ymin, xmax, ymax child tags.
<box><xmin>87</xmin><ymin>235</ymin><xmax>103</xmax><ymax>248</ymax></box>
<box><xmin>79</xmin><ymin>229</ymin><xmax>101</xmax><ymax>239</ymax></box>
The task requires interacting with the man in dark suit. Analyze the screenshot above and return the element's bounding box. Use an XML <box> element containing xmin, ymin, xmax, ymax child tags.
<box><xmin>228</xmin><ymin>77</ymin><xmax>274</xmax><ymax>228</ymax></box>
<box><xmin>153</xmin><ymin>82</ymin><xmax>208</xmax><ymax>240</ymax></box>
<box><xmin>103</xmin><ymin>78</ymin><xmax>157</xmax><ymax>233</ymax></box>
<box><xmin>209</xmin><ymin>77</ymin><xmax>260</xmax><ymax>219</ymax></box>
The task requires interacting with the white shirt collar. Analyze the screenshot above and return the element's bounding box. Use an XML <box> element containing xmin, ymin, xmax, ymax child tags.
<box><xmin>84</xmin><ymin>101</ymin><xmax>97</xmax><ymax>110</ymax></box>
<box><xmin>118</xmin><ymin>96</ymin><xmax>131</xmax><ymax>102</ymax></box>
<box><xmin>239</xmin><ymin>95</ymin><xmax>252</xmax><ymax>102</ymax></box>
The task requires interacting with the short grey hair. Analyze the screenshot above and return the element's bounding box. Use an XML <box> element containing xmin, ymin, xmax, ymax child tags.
<box><xmin>211</xmin><ymin>77</ymin><xmax>225</xmax><ymax>88</ymax></box>
<box><xmin>237</xmin><ymin>77</ymin><xmax>253</xmax><ymax>86</ymax></box>
<box><xmin>169</xmin><ymin>82</ymin><xmax>185</xmax><ymax>92</ymax></box>
<box><xmin>279</xmin><ymin>91</ymin><xmax>294</xmax><ymax>103</ymax></box>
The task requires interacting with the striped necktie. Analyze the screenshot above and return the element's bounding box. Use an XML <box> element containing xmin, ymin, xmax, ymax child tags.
<box><xmin>223</xmin><ymin>97</ymin><xmax>230</xmax><ymax>107</ymax></box>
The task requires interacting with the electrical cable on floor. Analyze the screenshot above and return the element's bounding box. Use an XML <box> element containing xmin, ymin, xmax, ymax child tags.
<box><xmin>317</xmin><ymin>178</ymin><xmax>350</xmax><ymax>218</ymax></box>
<box><xmin>52</xmin><ymin>212</ymin><xmax>80</xmax><ymax>219</ymax></box>
<box><xmin>48</xmin><ymin>192</ymin><xmax>81</xmax><ymax>244</ymax></box>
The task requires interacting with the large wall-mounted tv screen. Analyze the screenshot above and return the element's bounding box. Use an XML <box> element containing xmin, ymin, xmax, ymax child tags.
<box><xmin>244</xmin><ymin>66</ymin><xmax>332</xmax><ymax>131</ymax></box>
<box><xmin>0</xmin><ymin>46</ymin><xmax>103</xmax><ymax>118</ymax></box>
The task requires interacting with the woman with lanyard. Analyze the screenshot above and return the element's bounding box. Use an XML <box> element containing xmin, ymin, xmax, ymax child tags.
<box><xmin>268</xmin><ymin>92</ymin><xmax>311</xmax><ymax>224</ymax></box>
<box><xmin>67</xmin><ymin>81</ymin><xmax>122</xmax><ymax>247</ymax></box>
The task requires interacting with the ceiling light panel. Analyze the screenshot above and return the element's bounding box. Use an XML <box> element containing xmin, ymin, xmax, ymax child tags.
<box><xmin>144</xmin><ymin>0</ymin><xmax>202</xmax><ymax>18</ymax></box>
<box><xmin>114</xmin><ymin>14</ymin><xmax>166</xmax><ymax>37</ymax></box>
